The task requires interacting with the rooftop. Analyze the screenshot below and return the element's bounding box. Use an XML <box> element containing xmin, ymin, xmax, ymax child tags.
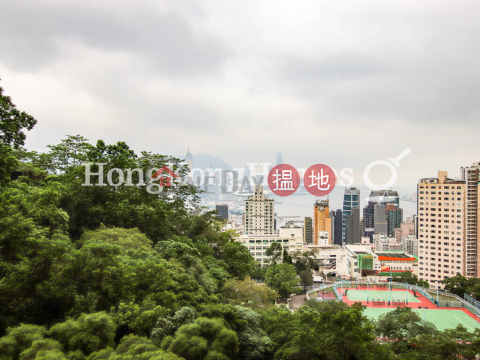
<box><xmin>376</xmin><ymin>252</ymin><xmax>412</xmax><ymax>259</ymax></box>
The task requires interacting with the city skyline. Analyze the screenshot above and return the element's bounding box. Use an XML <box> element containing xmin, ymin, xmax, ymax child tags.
<box><xmin>1</xmin><ymin>1</ymin><xmax>479</xmax><ymax>189</ymax></box>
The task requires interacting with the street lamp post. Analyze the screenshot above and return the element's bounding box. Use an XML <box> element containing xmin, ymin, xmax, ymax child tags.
<box><xmin>388</xmin><ymin>278</ymin><xmax>391</xmax><ymax>306</ymax></box>
<box><xmin>423</xmin><ymin>306</ymin><xmax>426</xmax><ymax>326</ymax></box>
<box><xmin>437</xmin><ymin>286</ymin><xmax>439</xmax><ymax>307</ymax></box>
<box><xmin>367</xmin><ymin>281</ymin><xmax>369</xmax><ymax>304</ymax></box>
<box><xmin>405</xmin><ymin>281</ymin><xmax>408</xmax><ymax>305</ymax></box>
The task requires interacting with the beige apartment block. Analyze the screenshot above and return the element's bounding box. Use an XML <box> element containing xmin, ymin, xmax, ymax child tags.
<box><xmin>417</xmin><ymin>171</ymin><xmax>466</xmax><ymax>287</ymax></box>
<box><xmin>244</xmin><ymin>185</ymin><xmax>275</xmax><ymax>235</ymax></box>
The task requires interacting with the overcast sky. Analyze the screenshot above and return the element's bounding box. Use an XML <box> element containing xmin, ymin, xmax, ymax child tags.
<box><xmin>1</xmin><ymin>0</ymin><xmax>479</xmax><ymax>188</ymax></box>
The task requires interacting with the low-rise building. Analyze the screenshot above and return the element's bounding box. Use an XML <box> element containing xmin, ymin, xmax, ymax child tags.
<box><xmin>373</xmin><ymin>234</ymin><xmax>402</xmax><ymax>252</ymax></box>
<box><xmin>236</xmin><ymin>221</ymin><xmax>303</xmax><ymax>265</ymax></box>
<box><xmin>402</xmin><ymin>235</ymin><xmax>418</xmax><ymax>257</ymax></box>
<box><xmin>302</xmin><ymin>244</ymin><xmax>348</xmax><ymax>277</ymax></box>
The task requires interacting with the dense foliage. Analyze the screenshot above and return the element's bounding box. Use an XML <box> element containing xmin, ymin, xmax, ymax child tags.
<box><xmin>1</xmin><ymin>80</ymin><xmax>480</xmax><ymax>359</ymax></box>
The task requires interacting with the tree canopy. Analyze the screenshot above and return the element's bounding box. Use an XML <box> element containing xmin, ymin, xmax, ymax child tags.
<box><xmin>0</xmin><ymin>79</ymin><xmax>478</xmax><ymax>360</ymax></box>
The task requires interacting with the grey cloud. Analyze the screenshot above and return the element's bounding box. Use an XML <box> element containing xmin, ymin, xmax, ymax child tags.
<box><xmin>0</xmin><ymin>1</ymin><xmax>231</xmax><ymax>76</ymax></box>
<box><xmin>281</xmin><ymin>50</ymin><xmax>480</xmax><ymax>124</ymax></box>
<box><xmin>283</xmin><ymin>53</ymin><xmax>390</xmax><ymax>81</ymax></box>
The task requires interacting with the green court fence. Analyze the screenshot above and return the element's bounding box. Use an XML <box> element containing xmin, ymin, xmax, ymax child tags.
<box><xmin>464</xmin><ymin>294</ymin><xmax>480</xmax><ymax>317</ymax></box>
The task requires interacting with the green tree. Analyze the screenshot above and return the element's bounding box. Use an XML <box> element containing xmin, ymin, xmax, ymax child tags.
<box><xmin>0</xmin><ymin>80</ymin><xmax>37</xmax><ymax>149</ymax></box>
<box><xmin>47</xmin><ymin>135</ymin><xmax>92</xmax><ymax>173</ymax></box>
<box><xmin>150</xmin><ymin>307</ymin><xmax>196</xmax><ymax>345</ymax></box>
<box><xmin>265</xmin><ymin>242</ymin><xmax>282</xmax><ymax>265</ymax></box>
<box><xmin>0</xmin><ymin>324</ymin><xmax>46</xmax><ymax>360</ymax></box>
<box><xmin>233</xmin><ymin>306</ymin><xmax>273</xmax><ymax>360</ymax></box>
<box><xmin>221</xmin><ymin>276</ymin><xmax>278</xmax><ymax>310</ymax></box>
<box><xmin>442</xmin><ymin>275</ymin><xmax>480</xmax><ymax>300</ymax></box>
<box><xmin>265</xmin><ymin>263</ymin><xmax>298</xmax><ymax>298</ymax></box>
<box><xmin>299</xmin><ymin>268</ymin><xmax>313</xmax><ymax>292</ymax></box>
<box><xmin>161</xmin><ymin>317</ymin><xmax>239</xmax><ymax>360</ymax></box>
<box><xmin>282</xmin><ymin>249</ymin><xmax>292</xmax><ymax>265</ymax></box>
<box><xmin>219</xmin><ymin>241</ymin><xmax>256</xmax><ymax>279</ymax></box>
<box><xmin>264</xmin><ymin>301</ymin><xmax>392</xmax><ymax>360</ymax></box>
<box><xmin>48</xmin><ymin>312</ymin><xmax>116</xmax><ymax>356</ymax></box>
<box><xmin>79</xmin><ymin>226</ymin><xmax>153</xmax><ymax>253</ymax></box>
<box><xmin>291</xmin><ymin>250</ymin><xmax>318</xmax><ymax>274</ymax></box>
<box><xmin>18</xmin><ymin>339</ymin><xmax>65</xmax><ymax>360</ymax></box>
<box><xmin>376</xmin><ymin>307</ymin><xmax>437</xmax><ymax>355</ymax></box>
<box><xmin>392</xmin><ymin>272</ymin><xmax>429</xmax><ymax>288</ymax></box>
<box><xmin>88</xmin><ymin>334</ymin><xmax>181</xmax><ymax>360</ymax></box>
<box><xmin>0</xmin><ymin>144</ymin><xmax>18</xmax><ymax>187</ymax></box>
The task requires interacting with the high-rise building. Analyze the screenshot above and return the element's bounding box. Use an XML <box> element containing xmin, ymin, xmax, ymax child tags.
<box><xmin>185</xmin><ymin>149</ymin><xmax>194</xmax><ymax>170</ymax></box>
<box><xmin>345</xmin><ymin>208</ymin><xmax>361</xmax><ymax>244</ymax></box>
<box><xmin>363</xmin><ymin>190</ymin><xmax>401</xmax><ymax>239</ymax></box>
<box><xmin>329</xmin><ymin>210</ymin><xmax>336</xmax><ymax>244</ymax></box>
<box><xmin>417</xmin><ymin>171</ymin><xmax>466</xmax><ymax>287</ymax></box>
<box><xmin>363</xmin><ymin>206</ymin><xmax>375</xmax><ymax>239</ymax></box>
<box><xmin>314</xmin><ymin>200</ymin><xmax>332</xmax><ymax>245</ymax></box>
<box><xmin>244</xmin><ymin>185</ymin><xmax>275</xmax><ymax>235</ymax></box>
<box><xmin>215</xmin><ymin>205</ymin><xmax>228</xmax><ymax>220</ymax></box>
<box><xmin>374</xmin><ymin>204</ymin><xmax>387</xmax><ymax>234</ymax></box>
<box><xmin>342</xmin><ymin>188</ymin><xmax>360</xmax><ymax>243</ymax></box>
<box><xmin>368</xmin><ymin>190</ymin><xmax>400</xmax><ymax>207</ymax></box>
<box><xmin>276</xmin><ymin>153</ymin><xmax>283</xmax><ymax>166</ymax></box>
<box><xmin>304</xmin><ymin>217</ymin><xmax>313</xmax><ymax>244</ymax></box>
<box><xmin>335</xmin><ymin>209</ymin><xmax>343</xmax><ymax>246</ymax></box>
<box><xmin>461</xmin><ymin>162</ymin><xmax>480</xmax><ymax>277</ymax></box>
<box><xmin>387</xmin><ymin>204</ymin><xmax>403</xmax><ymax>236</ymax></box>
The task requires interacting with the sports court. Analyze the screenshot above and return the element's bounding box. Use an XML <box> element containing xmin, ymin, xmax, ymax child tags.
<box><xmin>363</xmin><ymin>308</ymin><xmax>480</xmax><ymax>332</ymax></box>
<box><xmin>346</xmin><ymin>289</ymin><xmax>420</xmax><ymax>303</ymax></box>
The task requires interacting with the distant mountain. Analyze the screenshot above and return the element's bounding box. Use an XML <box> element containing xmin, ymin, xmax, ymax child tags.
<box><xmin>180</xmin><ymin>152</ymin><xmax>232</xmax><ymax>170</ymax></box>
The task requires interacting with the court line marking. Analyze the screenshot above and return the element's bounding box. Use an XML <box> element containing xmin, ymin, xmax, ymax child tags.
<box><xmin>455</xmin><ymin>315</ymin><xmax>474</xmax><ymax>331</ymax></box>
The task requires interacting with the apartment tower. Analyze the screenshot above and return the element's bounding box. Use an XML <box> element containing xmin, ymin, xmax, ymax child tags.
<box><xmin>417</xmin><ymin>171</ymin><xmax>466</xmax><ymax>287</ymax></box>
<box><xmin>314</xmin><ymin>199</ymin><xmax>332</xmax><ymax>245</ymax></box>
<box><xmin>244</xmin><ymin>185</ymin><xmax>275</xmax><ymax>235</ymax></box>
<box><xmin>461</xmin><ymin>162</ymin><xmax>480</xmax><ymax>277</ymax></box>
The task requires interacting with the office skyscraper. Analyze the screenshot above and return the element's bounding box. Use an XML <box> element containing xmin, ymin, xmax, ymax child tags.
<box><xmin>346</xmin><ymin>208</ymin><xmax>361</xmax><ymax>244</ymax></box>
<box><xmin>335</xmin><ymin>209</ymin><xmax>343</xmax><ymax>246</ymax></box>
<box><xmin>374</xmin><ymin>205</ymin><xmax>388</xmax><ymax>234</ymax></box>
<box><xmin>363</xmin><ymin>190</ymin><xmax>401</xmax><ymax>238</ymax></box>
<box><xmin>329</xmin><ymin>210</ymin><xmax>336</xmax><ymax>244</ymax></box>
<box><xmin>276</xmin><ymin>153</ymin><xmax>283</xmax><ymax>166</ymax></box>
<box><xmin>342</xmin><ymin>187</ymin><xmax>360</xmax><ymax>243</ymax></box>
<box><xmin>185</xmin><ymin>149</ymin><xmax>194</xmax><ymax>170</ymax></box>
<box><xmin>215</xmin><ymin>205</ymin><xmax>228</xmax><ymax>220</ymax></box>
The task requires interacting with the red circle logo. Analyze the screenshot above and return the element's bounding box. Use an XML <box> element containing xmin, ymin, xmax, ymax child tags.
<box><xmin>267</xmin><ymin>164</ymin><xmax>300</xmax><ymax>196</ymax></box>
<box><xmin>304</xmin><ymin>164</ymin><xmax>336</xmax><ymax>196</ymax></box>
